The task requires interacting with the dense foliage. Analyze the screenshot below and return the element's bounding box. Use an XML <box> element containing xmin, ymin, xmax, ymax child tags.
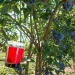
<box><xmin>0</xmin><ymin>0</ymin><xmax>75</xmax><ymax>75</ymax></box>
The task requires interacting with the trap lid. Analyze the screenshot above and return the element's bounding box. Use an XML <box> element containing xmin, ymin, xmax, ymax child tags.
<box><xmin>8</xmin><ymin>41</ymin><xmax>24</xmax><ymax>48</ymax></box>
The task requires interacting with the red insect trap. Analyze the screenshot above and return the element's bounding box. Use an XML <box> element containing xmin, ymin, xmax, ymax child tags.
<box><xmin>5</xmin><ymin>41</ymin><xmax>24</xmax><ymax>68</ymax></box>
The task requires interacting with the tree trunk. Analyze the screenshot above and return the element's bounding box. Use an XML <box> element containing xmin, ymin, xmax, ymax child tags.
<box><xmin>73</xmin><ymin>58</ymin><xmax>75</xmax><ymax>72</ymax></box>
<box><xmin>38</xmin><ymin>48</ymin><xmax>42</xmax><ymax>75</ymax></box>
<box><xmin>25</xmin><ymin>62</ymin><xmax>29</xmax><ymax>75</ymax></box>
<box><xmin>25</xmin><ymin>42</ymin><xmax>32</xmax><ymax>75</ymax></box>
<box><xmin>35</xmin><ymin>52</ymin><xmax>39</xmax><ymax>75</ymax></box>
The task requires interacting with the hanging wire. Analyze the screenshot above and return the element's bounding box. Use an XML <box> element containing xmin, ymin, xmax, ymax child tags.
<box><xmin>20</xmin><ymin>0</ymin><xmax>22</xmax><ymax>43</ymax></box>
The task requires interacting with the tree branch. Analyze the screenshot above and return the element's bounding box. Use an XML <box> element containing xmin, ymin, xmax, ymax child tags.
<box><xmin>1</xmin><ymin>28</ymin><xmax>10</xmax><ymax>40</ymax></box>
<box><xmin>44</xmin><ymin>0</ymin><xmax>66</xmax><ymax>40</ymax></box>
<box><xmin>34</xmin><ymin>22</ymin><xmax>40</xmax><ymax>48</ymax></box>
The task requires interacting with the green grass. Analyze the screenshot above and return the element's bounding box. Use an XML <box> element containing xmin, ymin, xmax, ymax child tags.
<box><xmin>0</xmin><ymin>52</ymin><xmax>17</xmax><ymax>75</ymax></box>
<box><xmin>0</xmin><ymin>52</ymin><xmax>6</xmax><ymax>60</ymax></box>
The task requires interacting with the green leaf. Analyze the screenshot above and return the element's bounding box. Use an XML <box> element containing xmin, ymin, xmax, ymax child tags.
<box><xmin>66</xmin><ymin>18</ymin><xmax>71</xmax><ymax>26</ymax></box>
<box><xmin>0</xmin><ymin>0</ymin><xmax>4</xmax><ymax>3</ymax></box>
<box><xmin>12</xmin><ymin>0</ymin><xmax>18</xmax><ymax>2</ymax></box>
<box><xmin>23</xmin><ymin>0</ymin><xmax>29</xmax><ymax>3</ymax></box>
<box><xmin>48</xmin><ymin>58</ymin><xmax>53</xmax><ymax>64</ymax></box>
<box><xmin>23</xmin><ymin>8</ymin><xmax>30</xmax><ymax>21</ymax></box>
<box><xmin>1</xmin><ymin>4</ymin><xmax>11</xmax><ymax>14</ymax></box>
<box><xmin>43</xmin><ymin>40</ymin><xmax>48</xmax><ymax>48</ymax></box>
<box><xmin>40</xmin><ymin>13</ymin><xmax>49</xmax><ymax>20</ymax></box>
<box><xmin>55</xmin><ymin>0</ymin><xmax>59</xmax><ymax>5</ymax></box>
<box><xmin>31</xmin><ymin>58</ymin><xmax>35</xmax><ymax>62</ymax></box>
<box><xmin>33</xmin><ymin>10</ymin><xmax>36</xmax><ymax>21</ymax></box>
<box><xmin>12</xmin><ymin>5</ymin><xmax>19</xmax><ymax>14</ymax></box>
<box><xmin>0</xmin><ymin>19</ymin><xmax>5</xmax><ymax>24</ymax></box>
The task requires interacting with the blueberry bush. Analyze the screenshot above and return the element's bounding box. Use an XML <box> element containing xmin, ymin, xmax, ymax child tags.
<box><xmin>0</xmin><ymin>0</ymin><xmax>75</xmax><ymax>75</ymax></box>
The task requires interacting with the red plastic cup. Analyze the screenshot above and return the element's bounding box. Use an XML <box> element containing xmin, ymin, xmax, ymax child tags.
<box><xmin>5</xmin><ymin>41</ymin><xmax>24</xmax><ymax>67</ymax></box>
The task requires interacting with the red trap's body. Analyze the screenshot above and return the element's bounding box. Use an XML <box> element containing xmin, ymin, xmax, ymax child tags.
<box><xmin>5</xmin><ymin>41</ymin><xmax>24</xmax><ymax>68</ymax></box>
